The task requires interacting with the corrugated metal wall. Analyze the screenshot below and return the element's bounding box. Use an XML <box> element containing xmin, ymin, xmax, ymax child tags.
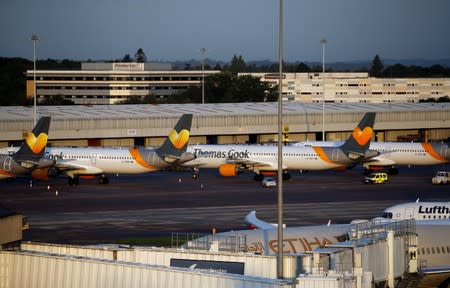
<box><xmin>0</xmin><ymin>215</ymin><xmax>22</xmax><ymax>245</ymax></box>
<box><xmin>1</xmin><ymin>104</ymin><xmax>449</xmax><ymax>142</ymax></box>
<box><xmin>0</xmin><ymin>251</ymin><xmax>293</xmax><ymax>288</ymax></box>
<box><xmin>21</xmin><ymin>242</ymin><xmax>286</xmax><ymax>279</ymax></box>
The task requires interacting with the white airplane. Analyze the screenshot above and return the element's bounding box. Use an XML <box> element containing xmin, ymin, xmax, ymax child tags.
<box><xmin>0</xmin><ymin>117</ymin><xmax>54</xmax><ymax>180</ymax></box>
<box><xmin>194</xmin><ymin>211</ymin><xmax>450</xmax><ymax>285</ymax></box>
<box><xmin>1</xmin><ymin>114</ymin><xmax>194</xmax><ymax>185</ymax></box>
<box><xmin>291</xmin><ymin>140</ymin><xmax>450</xmax><ymax>174</ymax></box>
<box><xmin>183</xmin><ymin>112</ymin><xmax>377</xmax><ymax>180</ymax></box>
<box><xmin>381</xmin><ymin>200</ymin><xmax>450</xmax><ymax>221</ymax></box>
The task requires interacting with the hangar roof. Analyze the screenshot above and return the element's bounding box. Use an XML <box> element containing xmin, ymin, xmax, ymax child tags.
<box><xmin>0</xmin><ymin>102</ymin><xmax>448</xmax><ymax>121</ymax></box>
<box><xmin>0</xmin><ymin>102</ymin><xmax>449</xmax><ymax>142</ymax></box>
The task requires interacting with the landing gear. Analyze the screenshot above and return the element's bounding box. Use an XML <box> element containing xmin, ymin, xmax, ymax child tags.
<box><xmin>254</xmin><ymin>173</ymin><xmax>264</xmax><ymax>181</ymax></box>
<box><xmin>254</xmin><ymin>171</ymin><xmax>291</xmax><ymax>181</ymax></box>
<box><xmin>68</xmin><ymin>176</ymin><xmax>79</xmax><ymax>186</ymax></box>
<box><xmin>192</xmin><ymin>168</ymin><xmax>199</xmax><ymax>179</ymax></box>
<box><xmin>98</xmin><ymin>175</ymin><xmax>109</xmax><ymax>184</ymax></box>
<box><xmin>387</xmin><ymin>167</ymin><xmax>398</xmax><ymax>175</ymax></box>
<box><xmin>282</xmin><ymin>171</ymin><xmax>291</xmax><ymax>180</ymax></box>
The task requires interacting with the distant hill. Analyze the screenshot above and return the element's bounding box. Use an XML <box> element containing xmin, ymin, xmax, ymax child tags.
<box><xmin>171</xmin><ymin>58</ymin><xmax>450</xmax><ymax>71</ymax></box>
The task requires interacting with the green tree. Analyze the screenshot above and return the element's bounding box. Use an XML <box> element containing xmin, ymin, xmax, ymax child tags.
<box><xmin>296</xmin><ymin>62</ymin><xmax>311</xmax><ymax>72</ymax></box>
<box><xmin>0</xmin><ymin>57</ymin><xmax>30</xmax><ymax>105</ymax></box>
<box><xmin>230</xmin><ymin>75</ymin><xmax>272</xmax><ymax>102</ymax></box>
<box><xmin>39</xmin><ymin>95</ymin><xmax>74</xmax><ymax>105</ymax></box>
<box><xmin>205</xmin><ymin>72</ymin><xmax>235</xmax><ymax>102</ymax></box>
<box><xmin>228</xmin><ymin>54</ymin><xmax>246</xmax><ymax>75</ymax></box>
<box><xmin>370</xmin><ymin>55</ymin><xmax>384</xmax><ymax>77</ymax></box>
<box><xmin>122</xmin><ymin>54</ymin><xmax>132</xmax><ymax>62</ymax></box>
<box><xmin>135</xmin><ymin>48</ymin><xmax>147</xmax><ymax>63</ymax></box>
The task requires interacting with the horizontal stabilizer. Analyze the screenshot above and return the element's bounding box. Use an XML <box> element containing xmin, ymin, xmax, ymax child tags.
<box><xmin>245</xmin><ymin>211</ymin><xmax>284</xmax><ymax>230</ymax></box>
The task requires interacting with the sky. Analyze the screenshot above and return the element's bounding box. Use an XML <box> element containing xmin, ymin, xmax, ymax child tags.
<box><xmin>1</xmin><ymin>0</ymin><xmax>449</xmax><ymax>63</ymax></box>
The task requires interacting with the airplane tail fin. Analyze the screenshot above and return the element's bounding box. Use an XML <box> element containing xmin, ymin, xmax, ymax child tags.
<box><xmin>339</xmin><ymin>112</ymin><xmax>376</xmax><ymax>160</ymax></box>
<box><xmin>13</xmin><ymin>116</ymin><xmax>51</xmax><ymax>162</ymax></box>
<box><xmin>156</xmin><ymin>114</ymin><xmax>193</xmax><ymax>161</ymax></box>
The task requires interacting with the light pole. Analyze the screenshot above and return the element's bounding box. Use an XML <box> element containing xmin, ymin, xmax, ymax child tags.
<box><xmin>32</xmin><ymin>34</ymin><xmax>39</xmax><ymax>126</ymax></box>
<box><xmin>277</xmin><ymin>0</ymin><xmax>284</xmax><ymax>279</ymax></box>
<box><xmin>200</xmin><ymin>48</ymin><xmax>206</xmax><ymax>104</ymax></box>
<box><xmin>320</xmin><ymin>38</ymin><xmax>327</xmax><ymax>141</ymax></box>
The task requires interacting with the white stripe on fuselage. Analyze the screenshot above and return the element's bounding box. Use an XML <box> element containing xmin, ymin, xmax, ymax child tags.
<box><xmin>293</xmin><ymin>141</ymin><xmax>449</xmax><ymax>166</ymax></box>
<box><xmin>44</xmin><ymin>147</ymin><xmax>154</xmax><ymax>174</ymax></box>
<box><xmin>185</xmin><ymin>144</ymin><xmax>340</xmax><ymax>171</ymax></box>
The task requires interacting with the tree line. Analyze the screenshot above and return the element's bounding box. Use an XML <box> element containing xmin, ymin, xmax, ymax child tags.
<box><xmin>1</xmin><ymin>54</ymin><xmax>450</xmax><ymax>106</ymax></box>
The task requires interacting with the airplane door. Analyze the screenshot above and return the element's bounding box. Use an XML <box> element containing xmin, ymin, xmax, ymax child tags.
<box><xmin>441</xmin><ymin>145</ymin><xmax>448</xmax><ymax>158</ymax></box>
<box><xmin>332</xmin><ymin>149</ymin><xmax>339</xmax><ymax>161</ymax></box>
<box><xmin>91</xmin><ymin>154</ymin><xmax>97</xmax><ymax>164</ymax></box>
<box><xmin>3</xmin><ymin>157</ymin><xmax>12</xmax><ymax>171</ymax></box>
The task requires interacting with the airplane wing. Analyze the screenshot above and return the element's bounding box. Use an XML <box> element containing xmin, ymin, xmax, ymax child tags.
<box><xmin>225</xmin><ymin>158</ymin><xmax>276</xmax><ymax>169</ymax></box>
<box><xmin>363</xmin><ymin>156</ymin><xmax>397</xmax><ymax>166</ymax></box>
<box><xmin>54</xmin><ymin>160</ymin><xmax>104</xmax><ymax>175</ymax></box>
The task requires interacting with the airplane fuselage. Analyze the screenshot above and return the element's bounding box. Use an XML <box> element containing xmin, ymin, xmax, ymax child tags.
<box><xmin>0</xmin><ymin>154</ymin><xmax>29</xmax><ymax>179</ymax></box>
<box><xmin>185</xmin><ymin>144</ymin><xmax>354</xmax><ymax>172</ymax></box>
<box><xmin>382</xmin><ymin>202</ymin><xmax>450</xmax><ymax>221</ymax></box>
<box><xmin>43</xmin><ymin>147</ymin><xmax>162</xmax><ymax>175</ymax></box>
<box><xmin>294</xmin><ymin>141</ymin><xmax>450</xmax><ymax>167</ymax></box>
<box><xmin>215</xmin><ymin>222</ymin><xmax>450</xmax><ymax>267</ymax></box>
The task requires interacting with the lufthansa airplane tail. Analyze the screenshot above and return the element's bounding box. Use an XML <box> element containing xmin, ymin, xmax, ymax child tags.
<box><xmin>340</xmin><ymin>112</ymin><xmax>377</xmax><ymax>160</ymax></box>
<box><xmin>156</xmin><ymin>114</ymin><xmax>194</xmax><ymax>163</ymax></box>
<box><xmin>13</xmin><ymin>116</ymin><xmax>51</xmax><ymax>165</ymax></box>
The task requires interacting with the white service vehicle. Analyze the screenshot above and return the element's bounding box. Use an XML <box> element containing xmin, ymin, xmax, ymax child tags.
<box><xmin>261</xmin><ymin>177</ymin><xmax>277</xmax><ymax>188</ymax></box>
<box><xmin>432</xmin><ymin>171</ymin><xmax>449</xmax><ymax>185</ymax></box>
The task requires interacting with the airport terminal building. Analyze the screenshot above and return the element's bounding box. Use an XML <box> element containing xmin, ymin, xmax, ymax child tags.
<box><xmin>26</xmin><ymin>63</ymin><xmax>450</xmax><ymax>105</ymax></box>
<box><xmin>26</xmin><ymin>62</ymin><xmax>220</xmax><ymax>104</ymax></box>
<box><xmin>241</xmin><ymin>72</ymin><xmax>450</xmax><ymax>103</ymax></box>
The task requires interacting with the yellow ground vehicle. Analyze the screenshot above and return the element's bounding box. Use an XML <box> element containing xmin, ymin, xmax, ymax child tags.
<box><xmin>364</xmin><ymin>172</ymin><xmax>388</xmax><ymax>184</ymax></box>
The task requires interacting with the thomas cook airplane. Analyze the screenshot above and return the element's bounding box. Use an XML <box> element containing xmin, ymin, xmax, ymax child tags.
<box><xmin>0</xmin><ymin>114</ymin><xmax>194</xmax><ymax>185</ymax></box>
<box><xmin>0</xmin><ymin>117</ymin><xmax>54</xmax><ymax>180</ymax></box>
<box><xmin>184</xmin><ymin>112</ymin><xmax>377</xmax><ymax>180</ymax></box>
<box><xmin>45</xmin><ymin>113</ymin><xmax>194</xmax><ymax>185</ymax></box>
<box><xmin>291</xmin><ymin>140</ymin><xmax>450</xmax><ymax>174</ymax></box>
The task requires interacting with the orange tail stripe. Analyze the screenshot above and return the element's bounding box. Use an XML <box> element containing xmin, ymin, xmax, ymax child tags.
<box><xmin>313</xmin><ymin>147</ymin><xmax>338</xmax><ymax>166</ymax></box>
<box><xmin>0</xmin><ymin>170</ymin><xmax>15</xmax><ymax>177</ymax></box>
<box><xmin>129</xmin><ymin>148</ymin><xmax>158</xmax><ymax>170</ymax></box>
<box><xmin>421</xmin><ymin>143</ymin><xmax>447</xmax><ymax>162</ymax></box>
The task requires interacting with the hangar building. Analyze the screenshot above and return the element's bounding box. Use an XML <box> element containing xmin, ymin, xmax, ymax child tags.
<box><xmin>0</xmin><ymin>102</ymin><xmax>449</xmax><ymax>148</ymax></box>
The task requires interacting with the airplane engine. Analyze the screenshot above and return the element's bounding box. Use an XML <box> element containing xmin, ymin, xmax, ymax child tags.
<box><xmin>31</xmin><ymin>168</ymin><xmax>50</xmax><ymax>181</ymax></box>
<box><xmin>218</xmin><ymin>164</ymin><xmax>241</xmax><ymax>177</ymax></box>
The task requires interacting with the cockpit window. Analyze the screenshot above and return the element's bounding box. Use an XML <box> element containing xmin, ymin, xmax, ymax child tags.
<box><xmin>382</xmin><ymin>212</ymin><xmax>393</xmax><ymax>219</ymax></box>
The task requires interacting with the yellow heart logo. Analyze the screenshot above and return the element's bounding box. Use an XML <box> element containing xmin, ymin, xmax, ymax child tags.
<box><xmin>169</xmin><ymin>129</ymin><xmax>189</xmax><ymax>149</ymax></box>
<box><xmin>352</xmin><ymin>127</ymin><xmax>373</xmax><ymax>146</ymax></box>
<box><xmin>25</xmin><ymin>132</ymin><xmax>48</xmax><ymax>154</ymax></box>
